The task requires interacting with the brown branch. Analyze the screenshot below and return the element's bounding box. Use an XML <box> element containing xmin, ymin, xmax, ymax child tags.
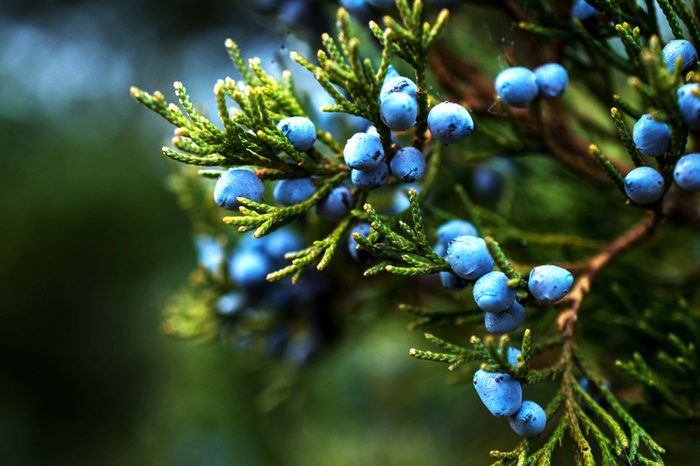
<box><xmin>429</xmin><ymin>42</ymin><xmax>632</xmax><ymax>184</ymax></box>
<box><xmin>556</xmin><ymin>211</ymin><xmax>660</xmax><ymax>336</ymax></box>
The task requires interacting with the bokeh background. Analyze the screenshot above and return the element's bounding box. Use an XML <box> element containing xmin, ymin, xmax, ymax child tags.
<box><xmin>1</xmin><ymin>1</ymin><xmax>699</xmax><ymax>465</ymax></box>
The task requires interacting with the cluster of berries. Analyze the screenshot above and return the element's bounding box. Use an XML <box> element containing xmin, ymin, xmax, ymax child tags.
<box><xmin>495</xmin><ymin>63</ymin><xmax>569</xmax><ymax>108</ymax></box>
<box><xmin>214</xmin><ymin>115</ymin><xmax>357</xmax><ymax>219</ymax></box>
<box><xmin>473</xmin><ymin>348</ymin><xmax>547</xmax><ymax>437</ymax></box>
<box><xmin>344</xmin><ymin>69</ymin><xmax>473</xmax><ymax>191</ymax></box>
<box><xmin>622</xmin><ymin>40</ymin><xmax>700</xmax><ymax>205</ymax></box>
<box><xmin>431</xmin><ymin>220</ymin><xmax>574</xmax><ymax>334</ymax></box>
<box><xmin>195</xmin><ymin>230</ymin><xmax>330</xmax><ymax>364</ymax></box>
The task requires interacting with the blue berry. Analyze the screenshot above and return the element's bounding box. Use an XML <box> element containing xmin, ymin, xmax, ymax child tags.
<box><xmin>427</xmin><ymin>102</ymin><xmax>475</xmax><ymax>144</ymax></box>
<box><xmin>195</xmin><ymin>235</ymin><xmax>224</xmax><ymax>273</ymax></box>
<box><xmin>277</xmin><ymin>116</ymin><xmax>316</xmax><ymax>152</ymax></box>
<box><xmin>624</xmin><ymin>166</ymin><xmax>665</xmax><ymax>204</ymax></box>
<box><xmin>662</xmin><ymin>39</ymin><xmax>698</xmax><ymax>73</ymax></box>
<box><xmin>229</xmin><ymin>248</ymin><xmax>271</xmax><ymax>287</ymax></box>
<box><xmin>390</xmin><ymin>184</ymin><xmax>421</xmax><ymax>214</ymax></box>
<box><xmin>385</xmin><ymin>65</ymin><xmax>400</xmax><ymax>80</ymax></box>
<box><xmin>505</xmin><ymin>347</ymin><xmax>522</xmax><ymax>368</ymax></box>
<box><xmin>534</xmin><ymin>63</ymin><xmax>569</xmax><ymax>99</ymax></box>
<box><xmin>351</xmin><ymin>163</ymin><xmax>390</xmax><ymax>190</ymax></box>
<box><xmin>214</xmin><ymin>168</ymin><xmax>265</xmax><ymax>210</ymax></box>
<box><xmin>390</xmin><ymin>147</ymin><xmax>426</xmax><ymax>182</ymax></box>
<box><xmin>340</xmin><ymin>0</ymin><xmax>370</xmax><ymax>13</ymax></box>
<box><xmin>632</xmin><ymin>115</ymin><xmax>671</xmax><ymax>158</ymax></box>
<box><xmin>485</xmin><ymin>301</ymin><xmax>526</xmax><ymax>334</ymax></box>
<box><xmin>437</xmin><ymin>219</ymin><xmax>478</xmax><ymax>246</ymax></box>
<box><xmin>579</xmin><ymin>377</ymin><xmax>612</xmax><ymax>403</ymax></box>
<box><xmin>216</xmin><ymin>292</ymin><xmax>245</xmax><ymax>315</ymax></box>
<box><xmin>380</xmin><ymin>76</ymin><xmax>418</xmax><ymax>102</ymax></box>
<box><xmin>528</xmin><ymin>265</ymin><xmax>573</xmax><ymax>303</ymax></box>
<box><xmin>674</xmin><ymin>153</ymin><xmax>700</xmax><ymax>191</ymax></box>
<box><xmin>316</xmin><ymin>185</ymin><xmax>353</xmax><ymax>219</ymax></box>
<box><xmin>274</xmin><ymin>178</ymin><xmax>316</xmax><ymax>206</ymax></box>
<box><xmin>440</xmin><ymin>271</ymin><xmax>470</xmax><ymax>290</ymax></box>
<box><xmin>348</xmin><ymin>222</ymin><xmax>372</xmax><ymax>261</ymax></box>
<box><xmin>471</xmin><ymin>165</ymin><xmax>504</xmax><ymax>202</ymax></box>
<box><xmin>678</xmin><ymin>83</ymin><xmax>700</xmax><ymax>129</ymax></box>
<box><xmin>509</xmin><ymin>401</ymin><xmax>547</xmax><ymax>437</ymax></box>
<box><xmin>381</xmin><ymin>92</ymin><xmax>418</xmax><ymax>131</ymax></box>
<box><xmin>343</xmin><ymin>132</ymin><xmax>385</xmax><ymax>170</ymax></box>
<box><xmin>473</xmin><ymin>271</ymin><xmax>517</xmax><ymax>313</ymax></box>
<box><xmin>473</xmin><ymin>369</ymin><xmax>523</xmax><ymax>417</ymax></box>
<box><xmin>366</xmin><ymin>125</ymin><xmax>398</xmax><ymax>144</ymax></box>
<box><xmin>495</xmin><ymin>67</ymin><xmax>539</xmax><ymax>108</ymax></box>
<box><xmin>261</xmin><ymin>228</ymin><xmax>302</xmax><ymax>261</ymax></box>
<box><xmin>447</xmin><ymin>235</ymin><xmax>494</xmax><ymax>280</ymax></box>
<box><xmin>434</xmin><ymin>242</ymin><xmax>469</xmax><ymax>289</ymax></box>
<box><xmin>571</xmin><ymin>0</ymin><xmax>598</xmax><ymax>21</ymax></box>
<box><xmin>392</xmin><ymin>188</ymin><xmax>411</xmax><ymax>213</ymax></box>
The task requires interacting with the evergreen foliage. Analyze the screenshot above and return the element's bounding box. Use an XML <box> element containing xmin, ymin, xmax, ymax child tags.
<box><xmin>131</xmin><ymin>1</ymin><xmax>700</xmax><ymax>463</ymax></box>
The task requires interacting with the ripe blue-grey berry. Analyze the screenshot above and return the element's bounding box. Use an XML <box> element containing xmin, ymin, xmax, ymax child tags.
<box><xmin>344</xmin><ymin>132</ymin><xmax>385</xmax><ymax>170</ymax></box>
<box><xmin>472</xmin><ymin>165</ymin><xmax>504</xmax><ymax>202</ymax></box>
<box><xmin>534</xmin><ymin>63</ymin><xmax>569</xmax><ymax>99</ymax></box>
<box><xmin>214</xmin><ymin>168</ymin><xmax>265</xmax><ymax>210</ymax></box>
<box><xmin>216</xmin><ymin>292</ymin><xmax>245</xmax><ymax>315</ymax></box>
<box><xmin>440</xmin><ymin>271</ymin><xmax>470</xmax><ymax>290</ymax></box>
<box><xmin>624</xmin><ymin>166</ymin><xmax>665</xmax><ymax>204</ymax></box>
<box><xmin>380</xmin><ymin>76</ymin><xmax>417</xmax><ymax>102</ymax></box>
<box><xmin>485</xmin><ymin>301</ymin><xmax>526</xmax><ymax>334</ymax></box>
<box><xmin>385</xmin><ymin>65</ymin><xmax>400</xmax><ymax>80</ymax></box>
<box><xmin>509</xmin><ymin>400</ymin><xmax>547</xmax><ymax>437</ymax></box>
<box><xmin>381</xmin><ymin>92</ymin><xmax>418</xmax><ymax>131</ymax></box>
<box><xmin>195</xmin><ymin>235</ymin><xmax>224</xmax><ymax>273</ymax></box>
<box><xmin>366</xmin><ymin>125</ymin><xmax>398</xmax><ymax>144</ymax></box>
<box><xmin>390</xmin><ymin>147</ymin><xmax>426</xmax><ymax>182</ymax></box>
<box><xmin>340</xmin><ymin>0</ymin><xmax>370</xmax><ymax>13</ymax></box>
<box><xmin>277</xmin><ymin>116</ymin><xmax>316</xmax><ymax>152</ymax></box>
<box><xmin>632</xmin><ymin>114</ymin><xmax>671</xmax><ymax>158</ymax></box>
<box><xmin>229</xmin><ymin>248</ymin><xmax>271</xmax><ymax>288</ymax></box>
<box><xmin>495</xmin><ymin>67</ymin><xmax>539</xmax><ymax>108</ymax></box>
<box><xmin>528</xmin><ymin>265</ymin><xmax>573</xmax><ymax>303</ymax></box>
<box><xmin>437</xmin><ymin>219</ymin><xmax>478</xmax><ymax>246</ymax></box>
<box><xmin>435</xmin><ymin>242</ymin><xmax>469</xmax><ymax>290</ymax></box>
<box><xmin>427</xmin><ymin>102</ymin><xmax>475</xmax><ymax>144</ymax></box>
<box><xmin>678</xmin><ymin>83</ymin><xmax>700</xmax><ymax>129</ymax></box>
<box><xmin>473</xmin><ymin>271</ymin><xmax>517</xmax><ymax>313</ymax></box>
<box><xmin>473</xmin><ymin>369</ymin><xmax>523</xmax><ymax>417</ymax></box>
<box><xmin>348</xmin><ymin>222</ymin><xmax>372</xmax><ymax>261</ymax></box>
<box><xmin>391</xmin><ymin>188</ymin><xmax>411</xmax><ymax>213</ymax></box>
<box><xmin>316</xmin><ymin>185</ymin><xmax>353</xmax><ymax>219</ymax></box>
<box><xmin>571</xmin><ymin>0</ymin><xmax>598</xmax><ymax>21</ymax></box>
<box><xmin>447</xmin><ymin>235</ymin><xmax>494</xmax><ymax>280</ymax></box>
<box><xmin>674</xmin><ymin>153</ymin><xmax>700</xmax><ymax>191</ymax></box>
<box><xmin>351</xmin><ymin>163</ymin><xmax>390</xmax><ymax>190</ymax></box>
<box><xmin>261</xmin><ymin>228</ymin><xmax>302</xmax><ymax>261</ymax></box>
<box><xmin>274</xmin><ymin>178</ymin><xmax>316</xmax><ymax>206</ymax></box>
<box><xmin>662</xmin><ymin>39</ymin><xmax>698</xmax><ymax>73</ymax></box>
<box><xmin>505</xmin><ymin>347</ymin><xmax>522</xmax><ymax>368</ymax></box>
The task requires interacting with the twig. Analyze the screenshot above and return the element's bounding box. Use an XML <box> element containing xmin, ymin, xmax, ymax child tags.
<box><xmin>557</xmin><ymin>212</ymin><xmax>660</xmax><ymax>336</ymax></box>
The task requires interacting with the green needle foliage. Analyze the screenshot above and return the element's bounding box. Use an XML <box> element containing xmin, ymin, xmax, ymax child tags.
<box><xmin>131</xmin><ymin>0</ymin><xmax>700</xmax><ymax>464</ymax></box>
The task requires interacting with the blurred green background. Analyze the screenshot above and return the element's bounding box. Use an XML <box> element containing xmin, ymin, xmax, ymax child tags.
<box><xmin>0</xmin><ymin>1</ymin><xmax>510</xmax><ymax>464</ymax></box>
